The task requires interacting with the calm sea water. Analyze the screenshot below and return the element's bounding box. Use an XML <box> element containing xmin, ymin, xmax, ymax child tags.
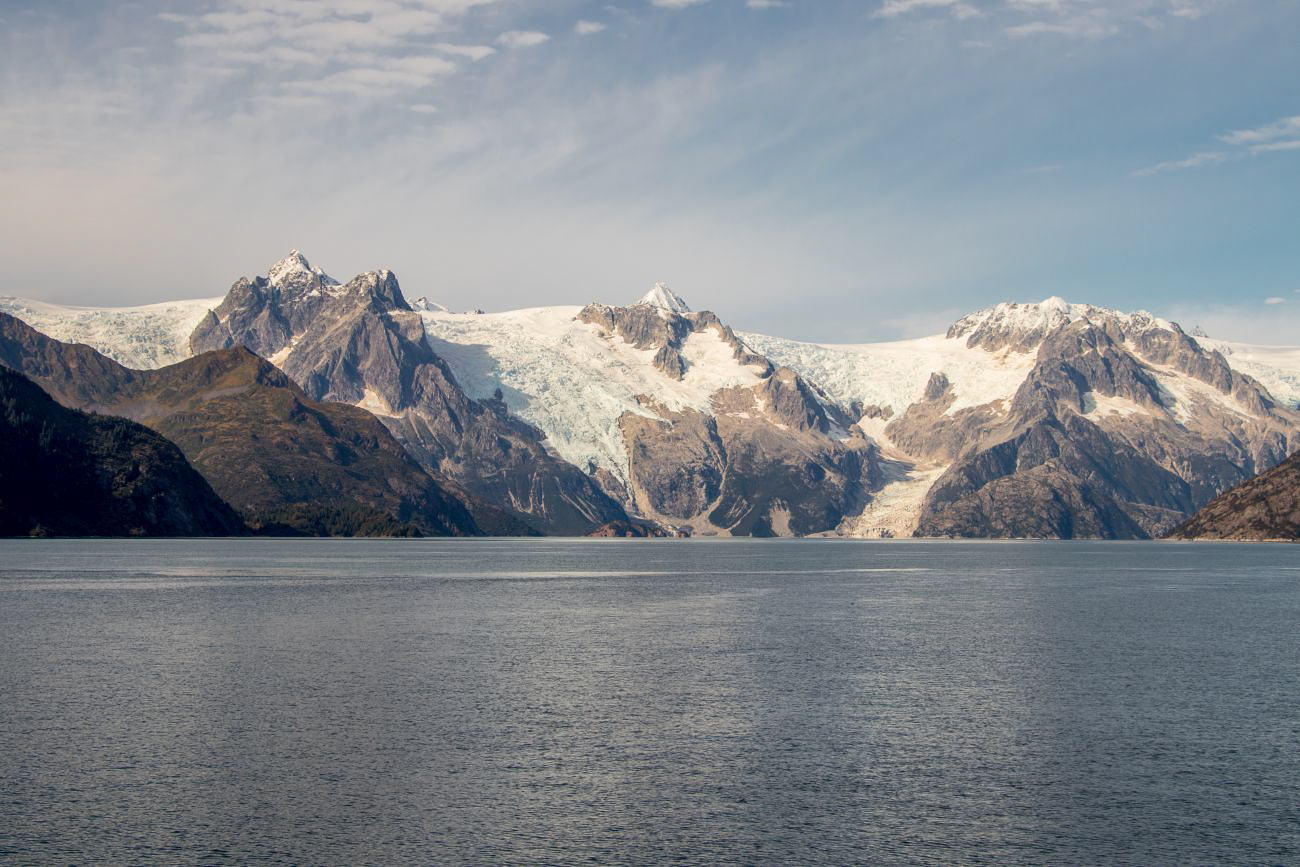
<box><xmin>1</xmin><ymin>539</ymin><xmax>1297</xmax><ymax>865</ymax></box>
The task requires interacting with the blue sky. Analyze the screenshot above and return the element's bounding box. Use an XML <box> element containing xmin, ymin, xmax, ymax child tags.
<box><xmin>0</xmin><ymin>0</ymin><xmax>1297</xmax><ymax>341</ymax></box>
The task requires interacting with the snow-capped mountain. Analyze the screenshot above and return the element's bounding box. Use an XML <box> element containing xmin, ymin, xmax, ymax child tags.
<box><xmin>5</xmin><ymin>257</ymin><xmax>1300</xmax><ymax>538</ymax></box>
<box><xmin>750</xmin><ymin>297</ymin><xmax>1300</xmax><ymax>537</ymax></box>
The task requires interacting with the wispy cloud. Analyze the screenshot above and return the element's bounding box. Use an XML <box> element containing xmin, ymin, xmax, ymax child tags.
<box><xmin>1250</xmin><ymin>139</ymin><xmax>1300</xmax><ymax>154</ymax></box>
<box><xmin>1135</xmin><ymin>111</ymin><xmax>1300</xmax><ymax>176</ymax></box>
<box><xmin>1131</xmin><ymin>150</ymin><xmax>1226</xmax><ymax>176</ymax></box>
<box><xmin>1219</xmin><ymin>114</ymin><xmax>1300</xmax><ymax>146</ymax></box>
<box><xmin>497</xmin><ymin>30</ymin><xmax>550</xmax><ymax>48</ymax></box>
<box><xmin>875</xmin><ymin>0</ymin><xmax>968</xmax><ymax>19</ymax></box>
<box><xmin>1264</xmin><ymin>296</ymin><xmax>1287</xmax><ymax>304</ymax></box>
<box><xmin>877</xmin><ymin>0</ymin><xmax>1223</xmax><ymax>36</ymax></box>
<box><xmin>1007</xmin><ymin>12</ymin><xmax>1118</xmax><ymax>39</ymax></box>
<box><xmin>574</xmin><ymin>20</ymin><xmax>606</xmax><ymax>35</ymax></box>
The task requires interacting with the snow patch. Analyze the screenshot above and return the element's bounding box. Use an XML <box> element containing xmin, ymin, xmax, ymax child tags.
<box><xmin>1081</xmin><ymin>392</ymin><xmax>1147</xmax><ymax>420</ymax></box>
<box><xmin>1148</xmin><ymin>363</ymin><xmax>1250</xmax><ymax>424</ymax></box>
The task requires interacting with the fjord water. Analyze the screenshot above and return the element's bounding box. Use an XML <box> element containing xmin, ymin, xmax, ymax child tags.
<box><xmin>1</xmin><ymin>540</ymin><xmax>1297</xmax><ymax>864</ymax></box>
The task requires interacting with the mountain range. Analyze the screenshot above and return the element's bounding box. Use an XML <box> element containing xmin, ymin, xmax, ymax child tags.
<box><xmin>2</xmin><ymin>250</ymin><xmax>1297</xmax><ymax>539</ymax></box>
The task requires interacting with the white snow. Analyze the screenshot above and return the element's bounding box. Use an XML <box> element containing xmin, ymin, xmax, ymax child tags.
<box><xmin>411</xmin><ymin>297</ymin><xmax>449</xmax><ymax>313</ymax></box>
<box><xmin>949</xmin><ymin>296</ymin><xmax>1175</xmax><ymax>341</ymax></box>
<box><xmin>1148</xmin><ymin>363</ymin><xmax>1252</xmax><ymax>424</ymax></box>
<box><xmin>1080</xmin><ymin>392</ymin><xmax>1146</xmax><ymax>420</ymax></box>
<box><xmin>742</xmin><ymin>331</ymin><xmax>1037</xmax><ymax>418</ymax></box>
<box><xmin>1198</xmin><ymin>338</ymin><xmax>1300</xmax><ymax>409</ymax></box>
<box><xmin>635</xmin><ymin>282</ymin><xmax>691</xmax><ymax>314</ymax></box>
<box><xmin>419</xmin><ymin>305</ymin><xmax>767</xmax><ymax>484</ymax></box>
<box><xmin>836</xmin><ymin>463</ymin><xmax>948</xmax><ymax>538</ymax></box>
<box><xmin>0</xmin><ymin>295</ymin><xmax>221</xmax><ymax>369</ymax></box>
<box><xmin>267</xmin><ymin>249</ymin><xmax>337</xmax><ymax>289</ymax></box>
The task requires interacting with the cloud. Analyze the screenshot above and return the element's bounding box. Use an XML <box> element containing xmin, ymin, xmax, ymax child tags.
<box><xmin>1136</xmin><ymin>112</ymin><xmax>1300</xmax><ymax>177</ymax></box>
<box><xmin>651</xmin><ymin>0</ymin><xmax>710</xmax><ymax>7</ymax></box>
<box><xmin>1249</xmin><ymin>139</ymin><xmax>1300</xmax><ymax>154</ymax></box>
<box><xmin>434</xmin><ymin>43</ymin><xmax>496</xmax><ymax>61</ymax></box>
<box><xmin>1265</xmin><ymin>296</ymin><xmax>1288</xmax><ymax>305</ymax></box>
<box><xmin>1006</xmin><ymin>14</ymin><xmax>1119</xmax><ymax>38</ymax></box>
<box><xmin>147</xmin><ymin>0</ymin><xmax>505</xmax><ymax>116</ymax></box>
<box><xmin>1131</xmin><ymin>150</ymin><xmax>1226</xmax><ymax>176</ymax></box>
<box><xmin>746</xmin><ymin>0</ymin><xmax>789</xmax><ymax>8</ymax></box>
<box><xmin>574</xmin><ymin>20</ymin><xmax>606</xmax><ymax>34</ymax></box>
<box><xmin>874</xmin><ymin>0</ymin><xmax>965</xmax><ymax>18</ymax></box>
<box><xmin>497</xmin><ymin>30</ymin><xmax>550</xmax><ymax>48</ymax></box>
<box><xmin>1219</xmin><ymin>114</ymin><xmax>1300</xmax><ymax>146</ymax></box>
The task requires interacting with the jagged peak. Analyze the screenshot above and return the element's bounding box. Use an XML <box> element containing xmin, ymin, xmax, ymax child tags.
<box><xmin>947</xmin><ymin>296</ymin><xmax>1176</xmax><ymax>347</ymax></box>
<box><xmin>411</xmin><ymin>297</ymin><xmax>449</xmax><ymax>313</ymax></box>
<box><xmin>267</xmin><ymin>249</ymin><xmax>338</xmax><ymax>288</ymax></box>
<box><xmin>635</xmin><ymin>282</ymin><xmax>691</xmax><ymax>314</ymax></box>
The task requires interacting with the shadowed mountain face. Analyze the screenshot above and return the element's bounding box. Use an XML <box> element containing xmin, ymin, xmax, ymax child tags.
<box><xmin>0</xmin><ymin>367</ymin><xmax>245</xmax><ymax>537</ymax></box>
<box><xmin>0</xmin><ymin>313</ymin><xmax>483</xmax><ymax>537</ymax></box>
<box><xmin>1168</xmin><ymin>451</ymin><xmax>1300</xmax><ymax>541</ymax></box>
<box><xmin>190</xmin><ymin>252</ymin><xmax>627</xmax><ymax>535</ymax></box>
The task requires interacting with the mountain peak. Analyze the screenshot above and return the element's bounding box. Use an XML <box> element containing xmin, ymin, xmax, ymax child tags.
<box><xmin>947</xmin><ymin>296</ymin><xmax>1175</xmax><ymax>349</ymax></box>
<box><xmin>635</xmin><ymin>282</ymin><xmax>691</xmax><ymax>314</ymax></box>
<box><xmin>267</xmin><ymin>250</ymin><xmax>337</xmax><ymax>288</ymax></box>
<box><xmin>411</xmin><ymin>297</ymin><xmax>449</xmax><ymax>313</ymax></box>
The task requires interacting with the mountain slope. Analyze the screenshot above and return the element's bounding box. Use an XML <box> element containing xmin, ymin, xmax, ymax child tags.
<box><xmin>1167</xmin><ymin>451</ymin><xmax>1300</xmax><ymax>541</ymax></box>
<box><xmin>424</xmin><ymin>295</ymin><xmax>880</xmax><ymax>536</ymax></box>
<box><xmin>749</xmin><ymin>298</ymin><xmax>1300</xmax><ymax>538</ymax></box>
<box><xmin>0</xmin><ymin>367</ymin><xmax>245</xmax><ymax>537</ymax></box>
<box><xmin>0</xmin><ymin>312</ymin><xmax>483</xmax><ymax>537</ymax></box>
<box><xmin>189</xmin><ymin>251</ymin><xmax>629</xmax><ymax>535</ymax></box>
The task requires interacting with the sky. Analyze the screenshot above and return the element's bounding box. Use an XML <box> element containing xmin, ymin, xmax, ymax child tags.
<box><xmin>0</xmin><ymin>0</ymin><xmax>1297</xmax><ymax>343</ymax></box>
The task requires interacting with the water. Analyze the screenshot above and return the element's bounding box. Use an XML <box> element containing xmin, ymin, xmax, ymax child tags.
<box><xmin>1</xmin><ymin>539</ymin><xmax>1297</xmax><ymax>865</ymax></box>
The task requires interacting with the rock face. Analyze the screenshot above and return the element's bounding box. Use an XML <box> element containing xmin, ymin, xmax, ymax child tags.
<box><xmin>911</xmin><ymin>311</ymin><xmax>1298</xmax><ymax>538</ymax></box>
<box><xmin>0</xmin><ymin>366</ymin><xmax>245</xmax><ymax>537</ymax></box>
<box><xmin>190</xmin><ymin>252</ymin><xmax>627</xmax><ymax>535</ymax></box>
<box><xmin>0</xmin><ymin>312</ymin><xmax>483</xmax><ymax>537</ymax></box>
<box><xmin>574</xmin><ymin>300</ymin><xmax>878</xmax><ymax>536</ymax></box>
<box><xmin>1167</xmin><ymin>450</ymin><xmax>1300</xmax><ymax>541</ymax></box>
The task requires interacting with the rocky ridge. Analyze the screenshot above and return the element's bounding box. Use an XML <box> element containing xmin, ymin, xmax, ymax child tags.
<box><xmin>190</xmin><ymin>252</ymin><xmax>630</xmax><ymax>535</ymax></box>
